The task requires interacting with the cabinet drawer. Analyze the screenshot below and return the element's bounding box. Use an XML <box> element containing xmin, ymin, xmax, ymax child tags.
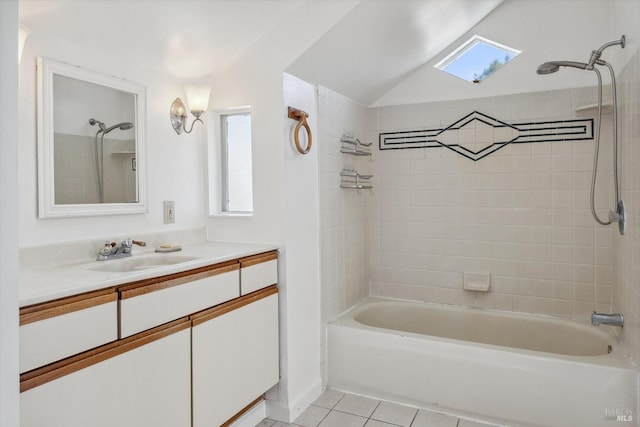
<box><xmin>20</xmin><ymin>291</ymin><xmax>118</xmax><ymax>373</ymax></box>
<box><xmin>240</xmin><ymin>251</ymin><xmax>278</xmax><ymax>295</ymax></box>
<box><xmin>120</xmin><ymin>264</ymin><xmax>239</xmax><ymax>337</ymax></box>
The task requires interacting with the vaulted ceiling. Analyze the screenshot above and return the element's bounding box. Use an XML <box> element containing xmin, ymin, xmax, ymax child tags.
<box><xmin>19</xmin><ymin>0</ymin><xmax>304</xmax><ymax>78</ymax></box>
<box><xmin>287</xmin><ymin>0</ymin><xmax>625</xmax><ymax>106</ymax></box>
<box><xmin>19</xmin><ymin>0</ymin><xmax>629</xmax><ymax>106</ymax></box>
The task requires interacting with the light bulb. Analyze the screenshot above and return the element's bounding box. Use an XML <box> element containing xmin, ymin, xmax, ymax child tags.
<box><xmin>185</xmin><ymin>86</ymin><xmax>211</xmax><ymax>115</ymax></box>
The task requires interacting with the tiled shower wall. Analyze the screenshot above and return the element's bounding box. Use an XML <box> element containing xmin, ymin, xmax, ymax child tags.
<box><xmin>615</xmin><ymin>46</ymin><xmax>640</xmax><ymax>364</ymax></box>
<box><xmin>54</xmin><ymin>133</ymin><xmax>136</xmax><ymax>204</ymax></box>
<box><xmin>318</xmin><ymin>86</ymin><xmax>371</xmax><ymax>381</ymax></box>
<box><xmin>368</xmin><ymin>86</ymin><xmax>616</xmax><ymax>322</ymax></box>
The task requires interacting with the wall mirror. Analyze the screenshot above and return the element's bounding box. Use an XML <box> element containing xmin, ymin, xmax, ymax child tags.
<box><xmin>37</xmin><ymin>57</ymin><xmax>147</xmax><ymax>218</ymax></box>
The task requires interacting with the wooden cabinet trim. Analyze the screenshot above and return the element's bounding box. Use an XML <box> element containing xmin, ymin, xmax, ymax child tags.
<box><xmin>239</xmin><ymin>250</ymin><xmax>278</xmax><ymax>268</ymax></box>
<box><xmin>20</xmin><ymin>317</ymin><xmax>190</xmax><ymax>393</ymax></box>
<box><xmin>20</xmin><ymin>290</ymin><xmax>117</xmax><ymax>326</ymax></box>
<box><xmin>191</xmin><ymin>285</ymin><xmax>278</xmax><ymax>327</ymax></box>
<box><xmin>221</xmin><ymin>396</ymin><xmax>264</xmax><ymax>427</ymax></box>
<box><xmin>119</xmin><ymin>261</ymin><xmax>239</xmax><ymax>299</ymax></box>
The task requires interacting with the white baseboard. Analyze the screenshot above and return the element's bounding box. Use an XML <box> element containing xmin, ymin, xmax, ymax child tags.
<box><xmin>266</xmin><ymin>377</ymin><xmax>323</xmax><ymax>423</ymax></box>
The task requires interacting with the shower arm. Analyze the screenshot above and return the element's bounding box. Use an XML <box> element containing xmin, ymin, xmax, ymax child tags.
<box><xmin>587</xmin><ymin>35</ymin><xmax>625</xmax><ymax>69</ymax></box>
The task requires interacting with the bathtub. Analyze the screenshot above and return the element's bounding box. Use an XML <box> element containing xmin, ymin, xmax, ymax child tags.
<box><xmin>328</xmin><ymin>298</ymin><xmax>637</xmax><ymax>427</ymax></box>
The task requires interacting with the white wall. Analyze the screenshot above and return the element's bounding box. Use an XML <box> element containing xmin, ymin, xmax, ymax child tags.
<box><xmin>278</xmin><ymin>72</ymin><xmax>322</xmax><ymax>418</ymax></box>
<box><xmin>53</xmin><ymin>75</ymin><xmax>135</xmax><ymax>140</ymax></box>
<box><xmin>0</xmin><ymin>1</ymin><xmax>20</xmax><ymax>425</ymax></box>
<box><xmin>203</xmin><ymin>1</ymin><xmax>360</xmax><ymax>422</ymax></box>
<box><xmin>19</xmin><ymin>32</ymin><xmax>206</xmax><ymax>247</ymax></box>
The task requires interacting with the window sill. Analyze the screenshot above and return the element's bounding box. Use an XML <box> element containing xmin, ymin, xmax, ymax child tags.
<box><xmin>209</xmin><ymin>213</ymin><xmax>253</xmax><ymax>218</ymax></box>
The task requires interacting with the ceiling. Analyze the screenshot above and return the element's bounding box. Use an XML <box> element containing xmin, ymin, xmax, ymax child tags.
<box><xmin>286</xmin><ymin>0</ymin><xmax>503</xmax><ymax>106</ymax></box>
<box><xmin>19</xmin><ymin>0</ymin><xmax>303</xmax><ymax>79</ymax></box>
<box><xmin>19</xmin><ymin>0</ymin><xmax>628</xmax><ymax>105</ymax></box>
<box><xmin>287</xmin><ymin>0</ymin><xmax>625</xmax><ymax>106</ymax></box>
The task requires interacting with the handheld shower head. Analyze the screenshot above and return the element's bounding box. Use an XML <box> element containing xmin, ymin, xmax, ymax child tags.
<box><xmin>536</xmin><ymin>61</ymin><xmax>589</xmax><ymax>75</ymax></box>
<box><xmin>103</xmin><ymin>122</ymin><xmax>134</xmax><ymax>134</ymax></box>
<box><xmin>89</xmin><ymin>119</ymin><xmax>133</xmax><ymax>134</ymax></box>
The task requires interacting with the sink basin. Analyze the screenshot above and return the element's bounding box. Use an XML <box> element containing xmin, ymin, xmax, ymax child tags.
<box><xmin>87</xmin><ymin>255</ymin><xmax>200</xmax><ymax>273</ymax></box>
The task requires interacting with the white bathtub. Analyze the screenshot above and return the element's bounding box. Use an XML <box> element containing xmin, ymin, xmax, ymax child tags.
<box><xmin>328</xmin><ymin>298</ymin><xmax>637</xmax><ymax>427</ymax></box>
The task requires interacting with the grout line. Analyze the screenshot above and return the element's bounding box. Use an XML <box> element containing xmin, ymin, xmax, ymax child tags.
<box><xmin>368</xmin><ymin>399</ymin><xmax>383</xmax><ymax>420</ymax></box>
<box><xmin>314</xmin><ymin>405</ymin><xmax>332</xmax><ymax>427</ymax></box>
<box><xmin>332</xmin><ymin>392</ymin><xmax>346</xmax><ymax>409</ymax></box>
<box><xmin>408</xmin><ymin>408</ymin><xmax>419</xmax><ymax>427</ymax></box>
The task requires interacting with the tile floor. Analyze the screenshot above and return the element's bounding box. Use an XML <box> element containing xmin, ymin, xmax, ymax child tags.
<box><xmin>256</xmin><ymin>389</ymin><xmax>508</xmax><ymax>427</ymax></box>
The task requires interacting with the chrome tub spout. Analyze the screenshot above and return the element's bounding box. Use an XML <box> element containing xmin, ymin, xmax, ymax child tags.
<box><xmin>591</xmin><ymin>312</ymin><xmax>624</xmax><ymax>327</ymax></box>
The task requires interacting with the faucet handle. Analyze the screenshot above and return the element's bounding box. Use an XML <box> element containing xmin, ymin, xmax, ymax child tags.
<box><xmin>98</xmin><ymin>242</ymin><xmax>113</xmax><ymax>256</ymax></box>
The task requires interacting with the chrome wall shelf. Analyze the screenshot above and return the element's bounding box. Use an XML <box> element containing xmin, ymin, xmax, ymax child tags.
<box><xmin>340</xmin><ymin>169</ymin><xmax>373</xmax><ymax>193</ymax></box>
<box><xmin>340</xmin><ymin>135</ymin><xmax>372</xmax><ymax>158</ymax></box>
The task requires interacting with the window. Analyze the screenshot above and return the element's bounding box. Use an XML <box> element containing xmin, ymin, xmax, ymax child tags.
<box><xmin>434</xmin><ymin>35</ymin><xmax>520</xmax><ymax>83</ymax></box>
<box><xmin>208</xmin><ymin>108</ymin><xmax>253</xmax><ymax>215</ymax></box>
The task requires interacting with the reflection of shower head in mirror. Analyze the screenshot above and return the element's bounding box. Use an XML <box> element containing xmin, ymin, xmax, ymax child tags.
<box><xmin>103</xmin><ymin>122</ymin><xmax>133</xmax><ymax>134</ymax></box>
<box><xmin>89</xmin><ymin>118</ymin><xmax>134</xmax><ymax>134</ymax></box>
<box><xmin>89</xmin><ymin>118</ymin><xmax>107</xmax><ymax>133</ymax></box>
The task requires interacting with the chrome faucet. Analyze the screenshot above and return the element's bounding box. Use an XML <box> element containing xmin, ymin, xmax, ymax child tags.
<box><xmin>97</xmin><ymin>239</ymin><xmax>146</xmax><ymax>261</ymax></box>
<box><xmin>591</xmin><ymin>311</ymin><xmax>624</xmax><ymax>327</ymax></box>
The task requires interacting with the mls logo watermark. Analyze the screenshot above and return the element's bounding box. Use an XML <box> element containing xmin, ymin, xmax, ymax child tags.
<box><xmin>605</xmin><ymin>408</ymin><xmax>634</xmax><ymax>422</ymax></box>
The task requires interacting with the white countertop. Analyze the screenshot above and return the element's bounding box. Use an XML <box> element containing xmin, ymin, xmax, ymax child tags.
<box><xmin>20</xmin><ymin>241</ymin><xmax>278</xmax><ymax>307</ymax></box>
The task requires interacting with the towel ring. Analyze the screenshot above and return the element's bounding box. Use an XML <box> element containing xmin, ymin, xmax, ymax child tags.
<box><xmin>288</xmin><ymin>106</ymin><xmax>312</xmax><ymax>155</ymax></box>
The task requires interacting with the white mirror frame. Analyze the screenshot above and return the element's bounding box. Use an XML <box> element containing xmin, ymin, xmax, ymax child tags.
<box><xmin>37</xmin><ymin>57</ymin><xmax>147</xmax><ymax>218</ymax></box>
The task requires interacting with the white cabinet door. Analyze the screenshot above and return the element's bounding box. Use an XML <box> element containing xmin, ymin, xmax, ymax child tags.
<box><xmin>21</xmin><ymin>322</ymin><xmax>191</xmax><ymax>427</ymax></box>
<box><xmin>192</xmin><ymin>290</ymin><xmax>279</xmax><ymax>427</ymax></box>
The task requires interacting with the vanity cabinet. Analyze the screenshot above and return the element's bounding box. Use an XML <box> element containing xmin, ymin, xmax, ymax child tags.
<box><xmin>21</xmin><ymin>319</ymin><xmax>191</xmax><ymax>427</ymax></box>
<box><xmin>19</xmin><ymin>288</ymin><xmax>118</xmax><ymax>373</ymax></box>
<box><xmin>192</xmin><ymin>286</ymin><xmax>279</xmax><ymax>427</ymax></box>
<box><xmin>20</xmin><ymin>249</ymin><xmax>279</xmax><ymax>427</ymax></box>
<box><xmin>119</xmin><ymin>260</ymin><xmax>240</xmax><ymax>338</ymax></box>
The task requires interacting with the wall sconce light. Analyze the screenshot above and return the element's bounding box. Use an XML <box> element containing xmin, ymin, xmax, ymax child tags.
<box><xmin>170</xmin><ymin>85</ymin><xmax>211</xmax><ymax>134</ymax></box>
<box><xmin>18</xmin><ymin>25</ymin><xmax>31</xmax><ymax>64</ymax></box>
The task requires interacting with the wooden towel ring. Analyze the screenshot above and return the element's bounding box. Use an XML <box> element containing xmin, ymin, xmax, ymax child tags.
<box><xmin>288</xmin><ymin>106</ymin><xmax>312</xmax><ymax>155</ymax></box>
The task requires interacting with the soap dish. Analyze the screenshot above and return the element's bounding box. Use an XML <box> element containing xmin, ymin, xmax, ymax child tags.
<box><xmin>463</xmin><ymin>272</ymin><xmax>491</xmax><ymax>292</ymax></box>
<box><xmin>155</xmin><ymin>244</ymin><xmax>182</xmax><ymax>253</ymax></box>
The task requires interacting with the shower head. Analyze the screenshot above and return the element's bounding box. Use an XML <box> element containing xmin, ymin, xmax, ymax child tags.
<box><xmin>538</xmin><ymin>36</ymin><xmax>625</xmax><ymax>75</ymax></box>
<box><xmin>101</xmin><ymin>122</ymin><xmax>134</xmax><ymax>134</ymax></box>
<box><xmin>90</xmin><ymin>119</ymin><xmax>133</xmax><ymax>134</ymax></box>
<box><xmin>89</xmin><ymin>118</ymin><xmax>107</xmax><ymax>133</ymax></box>
<box><xmin>536</xmin><ymin>61</ymin><xmax>589</xmax><ymax>75</ymax></box>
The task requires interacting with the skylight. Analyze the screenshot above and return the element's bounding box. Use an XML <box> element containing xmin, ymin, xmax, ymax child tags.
<box><xmin>435</xmin><ymin>35</ymin><xmax>521</xmax><ymax>83</ymax></box>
